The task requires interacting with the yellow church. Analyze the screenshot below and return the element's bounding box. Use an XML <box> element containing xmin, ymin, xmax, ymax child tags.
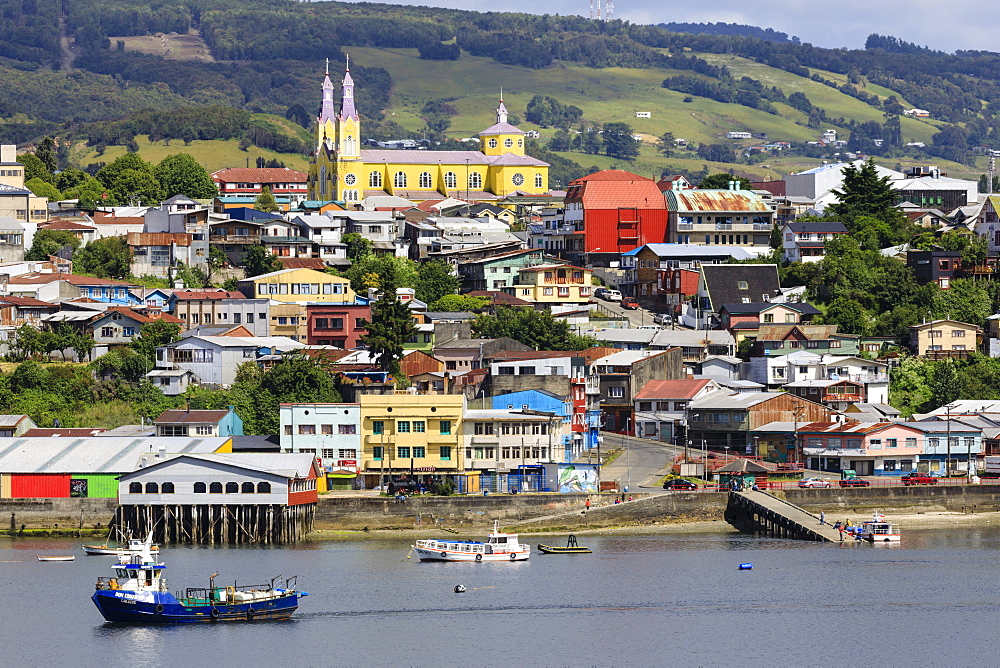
<box><xmin>308</xmin><ymin>62</ymin><xmax>549</xmax><ymax>204</ymax></box>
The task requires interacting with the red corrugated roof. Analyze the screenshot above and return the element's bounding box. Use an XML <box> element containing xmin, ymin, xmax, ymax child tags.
<box><xmin>172</xmin><ymin>291</ymin><xmax>245</xmax><ymax>301</ymax></box>
<box><xmin>571</xmin><ymin>169</ymin><xmax>652</xmax><ymax>183</ymax></box>
<box><xmin>8</xmin><ymin>272</ymin><xmax>136</xmax><ymax>286</ymax></box>
<box><xmin>212</xmin><ymin>167</ymin><xmax>307</xmax><ymax>183</ymax></box>
<box><xmin>566</xmin><ymin>170</ymin><xmax>666</xmax><ymax>210</ymax></box>
<box><xmin>127</xmin><ymin>232</ymin><xmax>191</xmax><ymax>246</ymax></box>
<box><xmin>278</xmin><ymin>258</ymin><xmax>327</xmax><ymax>270</ymax></box>
<box><xmin>634</xmin><ymin>379</ymin><xmax>712</xmax><ymax>400</ymax></box>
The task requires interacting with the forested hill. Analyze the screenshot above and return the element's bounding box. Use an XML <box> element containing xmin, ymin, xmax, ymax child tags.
<box><xmin>3</xmin><ymin>0</ymin><xmax>1000</xmax><ymax>176</ymax></box>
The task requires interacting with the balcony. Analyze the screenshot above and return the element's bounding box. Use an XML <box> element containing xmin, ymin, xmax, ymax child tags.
<box><xmin>715</xmin><ymin>223</ymin><xmax>733</xmax><ymax>231</ymax></box>
<box><xmin>677</xmin><ymin>223</ymin><xmax>694</xmax><ymax>231</ymax></box>
<box><xmin>209</xmin><ymin>235</ymin><xmax>257</xmax><ymax>243</ymax></box>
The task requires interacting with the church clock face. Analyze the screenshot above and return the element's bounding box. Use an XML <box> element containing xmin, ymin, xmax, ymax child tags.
<box><xmin>345</xmin><ymin>173</ymin><xmax>357</xmax><ymax>185</ymax></box>
<box><xmin>512</xmin><ymin>173</ymin><xmax>524</xmax><ymax>186</ymax></box>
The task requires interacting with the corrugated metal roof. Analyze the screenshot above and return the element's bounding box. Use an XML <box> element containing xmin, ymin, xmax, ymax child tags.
<box><xmin>635</xmin><ymin>379</ymin><xmax>712</xmax><ymax>400</ymax></box>
<box><xmin>0</xmin><ymin>437</ymin><xmax>229</xmax><ymax>473</ymax></box>
<box><xmin>127</xmin><ymin>232</ymin><xmax>192</xmax><ymax>246</ymax></box>
<box><xmin>212</xmin><ymin>167</ymin><xmax>307</xmax><ymax>183</ymax></box>
<box><xmin>665</xmin><ymin>189</ymin><xmax>771</xmax><ymax>213</ymax></box>
<box><xmin>155</xmin><ymin>409</ymin><xmax>231</xmax><ymax>424</ymax></box>
<box><xmin>361</xmin><ymin>149</ymin><xmax>491</xmax><ymax>165</ymax></box>
<box><xmin>123</xmin><ymin>452</ymin><xmax>316</xmax><ymax>479</ymax></box>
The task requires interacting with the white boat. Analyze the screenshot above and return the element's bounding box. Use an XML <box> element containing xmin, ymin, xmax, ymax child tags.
<box><xmin>859</xmin><ymin>510</ymin><xmax>901</xmax><ymax>543</ymax></box>
<box><xmin>83</xmin><ymin>532</ymin><xmax>160</xmax><ymax>557</ymax></box>
<box><xmin>413</xmin><ymin>521</ymin><xmax>530</xmax><ymax>562</ymax></box>
<box><xmin>37</xmin><ymin>555</ymin><xmax>75</xmax><ymax>562</ymax></box>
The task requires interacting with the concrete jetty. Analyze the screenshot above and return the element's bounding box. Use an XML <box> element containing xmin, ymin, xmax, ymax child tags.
<box><xmin>725</xmin><ymin>490</ymin><xmax>845</xmax><ymax>542</ymax></box>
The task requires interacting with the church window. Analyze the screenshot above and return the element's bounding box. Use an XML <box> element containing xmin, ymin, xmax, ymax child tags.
<box><xmin>320</xmin><ymin>165</ymin><xmax>327</xmax><ymax>197</ymax></box>
<box><xmin>344</xmin><ymin>136</ymin><xmax>356</xmax><ymax>155</ymax></box>
<box><xmin>394</xmin><ymin>172</ymin><xmax>407</xmax><ymax>188</ymax></box>
<box><xmin>504</xmin><ymin>138</ymin><xmax>514</xmax><ymax>148</ymax></box>
<box><xmin>345</xmin><ymin>190</ymin><xmax>359</xmax><ymax>202</ymax></box>
<box><xmin>444</xmin><ymin>172</ymin><xmax>457</xmax><ymax>189</ymax></box>
<box><xmin>369</xmin><ymin>171</ymin><xmax>382</xmax><ymax>188</ymax></box>
<box><xmin>488</xmin><ymin>139</ymin><xmax>498</xmax><ymax>149</ymax></box>
<box><xmin>535</xmin><ymin>173</ymin><xmax>544</xmax><ymax>188</ymax></box>
<box><xmin>518</xmin><ymin>138</ymin><xmax>523</xmax><ymax>147</ymax></box>
<box><xmin>469</xmin><ymin>172</ymin><xmax>482</xmax><ymax>189</ymax></box>
<box><xmin>345</xmin><ymin>173</ymin><xmax>357</xmax><ymax>186</ymax></box>
<box><xmin>512</xmin><ymin>173</ymin><xmax>524</xmax><ymax>186</ymax></box>
<box><xmin>419</xmin><ymin>172</ymin><xmax>432</xmax><ymax>188</ymax></box>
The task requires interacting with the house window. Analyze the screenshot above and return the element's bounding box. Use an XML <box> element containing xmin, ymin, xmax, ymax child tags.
<box><xmin>952</xmin><ymin>330</ymin><xmax>966</xmax><ymax>337</ymax></box>
<box><xmin>737</xmin><ymin>281</ymin><xmax>748</xmax><ymax>290</ymax></box>
<box><xmin>887</xmin><ymin>438</ymin><xmax>898</xmax><ymax>448</ymax></box>
<box><xmin>225</xmin><ymin>482</ymin><xmax>239</xmax><ymax>494</ymax></box>
<box><xmin>161</xmin><ymin>482</ymin><xmax>174</xmax><ymax>493</ymax></box>
<box><xmin>763</xmin><ymin>314</ymin><xmax>774</xmax><ymax>323</ymax></box>
<box><xmin>195</xmin><ymin>425</ymin><xmax>213</xmax><ymax>435</ymax></box>
<box><xmin>413</xmin><ymin>421</ymin><xmax>425</xmax><ymax>433</ymax></box>
<box><xmin>257</xmin><ymin>482</ymin><xmax>271</xmax><ymax>493</ymax></box>
<box><xmin>639</xmin><ymin>402</ymin><xmax>652</xmax><ymax>411</ymax></box>
<box><xmin>906</xmin><ymin>438</ymin><xmax>917</xmax><ymax>448</ymax></box>
<box><xmin>440</xmin><ymin>446</ymin><xmax>451</xmax><ymax>460</ymax></box>
<box><xmin>298</xmin><ymin>424</ymin><xmax>316</xmax><ymax>435</ymax></box>
<box><xmin>373</xmin><ymin>446</ymin><xmax>384</xmax><ymax>460</ymax></box>
<box><xmin>194</xmin><ymin>482</ymin><xmax>207</xmax><ymax>493</ymax></box>
<box><xmin>869</xmin><ymin>439</ymin><xmax>882</xmax><ymax>449</ymax></box>
<box><xmin>883</xmin><ymin>460</ymin><xmax>897</xmax><ymax>471</ymax></box>
<box><xmin>397</xmin><ymin>421</ymin><xmax>410</xmax><ymax>433</ymax></box>
<box><xmin>397</xmin><ymin>446</ymin><xmax>411</xmax><ymax>458</ymax></box>
<box><xmin>100</xmin><ymin>327</ymin><xmax>114</xmax><ymax>337</ymax></box>
<box><xmin>123</xmin><ymin>327</ymin><xmax>136</xmax><ymax>337</ymax></box>
<box><xmin>440</xmin><ymin>420</ymin><xmax>452</xmax><ymax>435</ymax></box>
<box><xmin>129</xmin><ymin>482</ymin><xmax>142</xmax><ymax>493</ymax></box>
<box><xmin>535</xmin><ymin>173</ymin><xmax>544</xmax><ymax>188</ymax></box>
<box><xmin>209</xmin><ymin>482</ymin><xmax>223</xmax><ymax>493</ymax></box>
<box><xmin>412</xmin><ymin>446</ymin><xmax>426</xmax><ymax>458</ymax></box>
<box><xmin>609</xmin><ymin>386</ymin><xmax>624</xmax><ymax>398</ymax></box>
<box><xmin>242</xmin><ymin>482</ymin><xmax>255</xmax><ymax>493</ymax></box>
<box><xmin>338</xmin><ymin>424</ymin><xmax>356</xmax><ymax>435</ymax></box>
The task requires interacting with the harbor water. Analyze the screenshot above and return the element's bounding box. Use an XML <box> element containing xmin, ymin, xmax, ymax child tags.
<box><xmin>3</xmin><ymin>526</ymin><xmax>1000</xmax><ymax>666</ymax></box>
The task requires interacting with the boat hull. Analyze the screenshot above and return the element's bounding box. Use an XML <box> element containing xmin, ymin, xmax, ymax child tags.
<box><xmin>862</xmin><ymin>533</ymin><xmax>901</xmax><ymax>543</ymax></box>
<box><xmin>412</xmin><ymin>546</ymin><xmax>529</xmax><ymax>562</ymax></box>
<box><xmin>92</xmin><ymin>590</ymin><xmax>301</xmax><ymax>624</ymax></box>
<box><xmin>537</xmin><ymin>545</ymin><xmax>592</xmax><ymax>554</ymax></box>
<box><xmin>84</xmin><ymin>545</ymin><xmax>160</xmax><ymax>556</ymax></box>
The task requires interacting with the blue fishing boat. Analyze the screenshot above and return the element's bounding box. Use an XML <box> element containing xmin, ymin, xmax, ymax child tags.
<box><xmin>91</xmin><ymin>535</ymin><xmax>307</xmax><ymax>623</ymax></box>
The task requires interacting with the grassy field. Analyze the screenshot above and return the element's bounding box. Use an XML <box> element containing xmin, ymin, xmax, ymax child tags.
<box><xmin>109</xmin><ymin>30</ymin><xmax>215</xmax><ymax>62</ymax></box>
<box><xmin>72</xmin><ymin>135</ymin><xmax>309</xmax><ymax>173</ymax></box>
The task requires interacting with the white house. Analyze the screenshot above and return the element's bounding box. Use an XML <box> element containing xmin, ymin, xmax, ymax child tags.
<box><xmin>462</xmin><ymin>408</ymin><xmax>568</xmax><ymax>472</ymax></box>
<box><xmin>279</xmin><ymin>403</ymin><xmax>362</xmax><ymax>473</ymax></box>
<box><xmin>153</xmin><ymin>335</ymin><xmax>304</xmax><ymax>387</ymax></box>
<box><xmin>781</xmin><ymin>221</ymin><xmax>849</xmax><ymax>262</ymax></box>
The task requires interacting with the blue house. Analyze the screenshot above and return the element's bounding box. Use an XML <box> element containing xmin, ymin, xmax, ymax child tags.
<box><xmin>130</xmin><ymin>288</ymin><xmax>174</xmax><ymax>311</ymax></box>
<box><xmin>153</xmin><ymin>406</ymin><xmax>244</xmax><ymax>438</ymax></box>
<box><xmin>905</xmin><ymin>421</ymin><xmax>983</xmax><ymax>477</ymax></box>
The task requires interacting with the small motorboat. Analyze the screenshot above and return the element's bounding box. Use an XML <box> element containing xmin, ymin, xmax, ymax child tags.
<box><xmin>538</xmin><ymin>535</ymin><xmax>592</xmax><ymax>554</ymax></box>
<box><xmin>859</xmin><ymin>510</ymin><xmax>901</xmax><ymax>543</ymax></box>
<box><xmin>37</xmin><ymin>555</ymin><xmax>75</xmax><ymax>562</ymax></box>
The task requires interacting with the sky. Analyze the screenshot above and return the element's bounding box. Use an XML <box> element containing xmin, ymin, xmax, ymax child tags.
<box><xmin>337</xmin><ymin>0</ymin><xmax>994</xmax><ymax>53</ymax></box>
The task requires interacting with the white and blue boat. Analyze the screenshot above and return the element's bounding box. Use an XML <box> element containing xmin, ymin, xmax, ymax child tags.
<box><xmin>92</xmin><ymin>535</ymin><xmax>307</xmax><ymax>623</ymax></box>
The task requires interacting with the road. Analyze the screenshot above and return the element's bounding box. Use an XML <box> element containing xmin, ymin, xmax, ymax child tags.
<box><xmin>593</xmin><ymin>297</ymin><xmax>655</xmax><ymax>327</ymax></box>
<box><xmin>596</xmin><ymin>433</ymin><xmax>684</xmax><ymax>491</ymax></box>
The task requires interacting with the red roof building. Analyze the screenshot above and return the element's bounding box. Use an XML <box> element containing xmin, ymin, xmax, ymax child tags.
<box><xmin>211</xmin><ymin>167</ymin><xmax>308</xmax><ymax>197</ymax></box>
<box><xmin>563</xmin><ymin>170</ymin><xmax>668</xmax><ymax>263</ymax></box>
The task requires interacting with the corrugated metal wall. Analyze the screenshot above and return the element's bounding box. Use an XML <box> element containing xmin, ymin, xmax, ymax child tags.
<box><xmin>583</xmin><ymin>211</ymin><xmax>669</xmax><ymax>253</ymax></box>
<box><xmin>72</xmin><ymin>474</ymin><xmax>119</xmax><ymax>499</ymax></box>
<box><xmin>10</xmin><ymin>474</ymin><xmax>71</xmax><ymax>498</ymax></box>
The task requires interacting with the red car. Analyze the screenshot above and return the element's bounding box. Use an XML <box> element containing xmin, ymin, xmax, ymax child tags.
<box><xmin>901</xmin><ymin>472</ymin><xmax>938</xmax><ymax>485</ymax></box>
<box><xmin>620</xmin><ymin>297</ymin><xmax>639</xmax><ymax>310</ymax></box>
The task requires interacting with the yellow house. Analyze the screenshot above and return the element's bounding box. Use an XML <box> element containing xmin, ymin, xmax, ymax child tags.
<box><xmin>0</xmin><ymin>144</ymin><xmax>49</xmax><ymax>226</ymax></box>
<box><xmin>908</xmin><ymin>319</ymin><xmax>981</xmax><ymax>357</ymax></box>
<box><xmin>268</xmin><ymin>302</ymin><xmax>310</xmax><ymax>340</ymax></box>
<box><xmin>236</xmin><ymin>267</ymin><xmax>355</xmax><ymax>304</ymax></box>
<box><xmin>501</xmin><ymin>263</ymin><xmax>593</xmax><ymax>305</ymax></box>
<box><xmin>359</xmin><ymin>394</ymin><xmax>464</xmax><ymax>479</ymax></box>
<box><xmin>308</xmin><ymin>63</ymin><xmax>549</xmax><ymax>204</ymax></box>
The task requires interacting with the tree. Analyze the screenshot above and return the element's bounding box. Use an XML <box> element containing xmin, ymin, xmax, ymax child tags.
<box><xmin>154</xmin><ymin>153</ymin><xmax>218</xmax><ymax>199</ymax></box>
<box><xmin>206</xmin><ymin>246</ymin><xmax>227</xmax><ymax>284</ymax></box>
<box><xmin>19</xmin><ymin>153</ymin><xmax>53</xmax><ymax>184</ymax></box>
<box><xmin>35</xmin><ymin>136</ymin><xmax>57</xmax><ymax>173</ymax></box>
<box><xmin>90</xmin><ymin>347</ymin><xmax>150</xmax><ymax>384</ymax></box>
<box><xmin>827</xmin><ymin>158</ymin><xmax>902</xmax><ymax>228</ymax></box>
<box><xmin>471</xmin><ymin>306</ymin><xmax>596</xmax><ymax>350</ymax></box>
<box><xmin>602</xmin><ymin>122</ymin><xmax>639</xmax><ymax>160</ymax></box>
<box><xmin>415</xmin><ymin>260</ymin><xmax>459</xmax><ymax>304</ymax></box>
<box><xmin>657</xmin><ymin>132</ymin><xmax>675</xmax><ymax>157</ymax></box>
<box><xmin>359</xmin><ymin>289</ymin><xmax>417</xmax><ymax>380</ymax></box>
<box><xmin>931</xmin><ymin>278</ymin><xmax>991</xmax><ymax>327</ymax></box>
<box><xmin>175</xmin><ymin>262</ymin><xmax>209</xmax><ymax>289</ymax></box>
<box><xmin>242</xmin><ymin>244</ymin><xmax>281</xmax><ymax>277</ymax></box>
<box><xmin>55</xmin><ymin>168</ymin><xmax>89</xmax><ymax>192</ymax></box>
<box><xmin>698</xmin><ymin>173</ymin><xmax>752</xmax><ymax>189</ymax></box>
<box><xmin>820</xmin><ymin>297</ymin><xmax>875</xmax><ymax>336</ymax></box>
<box><xmin>769</xmin><ymin>222</ymin><xmax>782</xmax><ymax>249</ymax></box>
<box><xmin>130</xmin><ymin>320</ymin><xmax>182</xmax><ymax>367</ymax></box>
<box><xmin>697</xmin><ymin>144</ymin><xmax>735</xmax><ymax>163</ymax></box>
<box><xmin>25</xmin><ymin>229</ymin><xmax>80</xmax><ymax>261</ymax></box>
<box><xmin>342</xmin><ymin>232</ymin><xmax>373</xmax><ymax>262</ymax></box>
<box><xmin>343</xmin><ymin>254</ymin><xmax>418</xmax><ymax>293</ymax></box>
<box><xmin>429</xmin><ymin>295</ymin><xmax>490</xmax><ymax>312</ymax></box>
<box><xmin>25</xmin><ymin>178</ymin><xmax>61</xmax><ymax>201</ymax></box>
<box><xmin>73</xmin><ymin>237</ymin><xmax>131</xmax><ymax>279</ymax></box>
<box><xmin>254</xmin><ymin>186</ymin><xmax>280</xmax><ymax>213</ymax></box>
<box><xmin>96</xmin><ymin>154</ymin><xmax>163</xmax><ymax>205</ymax></box>
<box><xmin>62</xmin><ymin>177</ymin><xmax>105</xmax><ymax>208</ymax></box>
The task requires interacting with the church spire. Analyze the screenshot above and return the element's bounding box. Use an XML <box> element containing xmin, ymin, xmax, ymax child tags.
<box><xmin>496</xmin><ymin>89</ymin><xmax>508</xmax><ymax>125</ymax></box>
<box><xmin>339</xmin><ymin>55</ymin><xmax>358</xmax><ymax>122</ymax></box>
<box><xmin>318</xmin><ymin>60</ymin><xmax>336</xmax><ymax>125</ymax></box>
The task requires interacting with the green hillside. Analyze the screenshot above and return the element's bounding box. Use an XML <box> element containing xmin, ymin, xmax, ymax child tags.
<box><xmin>72</xmin><ymin>135</ymin><xmax>309</xmax><ymax>173</ymax></box>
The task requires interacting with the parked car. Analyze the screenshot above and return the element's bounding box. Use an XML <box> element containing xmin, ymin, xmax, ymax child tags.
<box><xmin>604</xmin><ymin>290</ymin><xmax>622</xmax><ymax>302</ymax></box>
<box><xmin>662</xmin><ymin>478</ymin><xmax>698</xmax><ymax>491</ymax></box>
<box><xmin>798</xmin><ymin>477</ymin><xmax>832</xmax><ymax>489</ymax></box>
<box><xmin>901</xmin><ymin>472</ymin><xmax>938</xmax><ymax>485</ymax></box>
<box><xmin>594</xmin><ymin>287</ymin><xmax>609</xmax><ymax>300</ymax></box>
<box><xmin>653</xmin><ymin>313</ymin><xmax>673</xmax><ymax>326</ymax></box>
<box><xmin>839</xmin><ymin>477</ymin><xmax>871</xmax><ymax>488</ymax></box>
<box><xmin>620</xmin><ymin>296</ymin><xmax>639</xmax><ymax>310</ymax></box>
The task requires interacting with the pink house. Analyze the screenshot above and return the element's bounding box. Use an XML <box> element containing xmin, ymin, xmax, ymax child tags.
<box><xmin>800</xmin><ymin>421</ymin><xmax>924</xmax><ymax>477</ymax></box>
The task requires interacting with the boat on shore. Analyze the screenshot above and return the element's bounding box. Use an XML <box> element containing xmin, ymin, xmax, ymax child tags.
<box><xmin>37</xmin><ymin>555</ymin><xmax>75</xmax><ymax>562</ymax></box>
<box><xmin>412</xmin><ymin>521</ymin><xmax>530</xmax><ymax>562</ymax></box>
<box><xmin>859</xmin><ymin>510</ymin><xmax>900</xmax><ymax>543</ymax></box>
<box><xmin>91</xmin><ymin>534</ymin><xmax>307</xmax><ymax>623</ymax></box>
<box><xmin>538</xmin><ymin>535</ymin><xmax>592</xmax><ymax>554</ymax></box>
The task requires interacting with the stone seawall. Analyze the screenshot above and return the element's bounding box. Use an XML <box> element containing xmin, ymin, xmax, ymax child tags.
<box><xmin>5</xmin><ymin>485</ymin><xmax>1000</xmax><ymax>534</ymax></box>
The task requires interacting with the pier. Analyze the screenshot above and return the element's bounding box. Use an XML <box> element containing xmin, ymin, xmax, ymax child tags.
<box><xmin>725</xmin><ymin>491</ymin><xmax>844</xmax><ymax>542</ymax></box>
<box><xmin>115</xmin><ymin>503</ymin><xmax>314</xmax><ymax>545</ymax></box>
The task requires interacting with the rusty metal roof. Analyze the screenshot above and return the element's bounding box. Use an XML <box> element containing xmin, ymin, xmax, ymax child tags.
<box><xmin>127</xmin><ymin>232</ymin><xmax>191</xmax><ymax>246</ymax></box>
<box><xmin>665</xmin><ymin>189</ymin><xmax>771</xmax><ymax>213</ymax></box>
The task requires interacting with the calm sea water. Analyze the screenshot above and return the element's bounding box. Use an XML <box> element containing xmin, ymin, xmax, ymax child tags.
<box><xmin>2</xmin><ymin>526</ymin><xmax>1000</xmax><ymax>667</ymax></box>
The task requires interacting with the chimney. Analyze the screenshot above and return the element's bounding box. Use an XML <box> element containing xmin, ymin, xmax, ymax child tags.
<box><xmin>185</xmin><ymin>397</ymin><xmax>191</xmax><ymax>413</ymax></box>
<box><xmin>157</xmin><ymin>445</ymin><xmax>167</xmax><ymax>459</ymax></box>
<box><xmin>0</xmin><ymin>145</ymin><xmax>15</xmax><ymax>163</ymax></box>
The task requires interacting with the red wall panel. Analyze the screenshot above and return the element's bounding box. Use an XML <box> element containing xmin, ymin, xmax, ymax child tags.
<box><xmin>10</xmin><ymin>474</ymin><xmax>71</xmax><ymax>498</ymax></box>
<box><xmin>582</xmin><ymin>211</ymin><xmax>669</xmax><ymax>253</ymax></box>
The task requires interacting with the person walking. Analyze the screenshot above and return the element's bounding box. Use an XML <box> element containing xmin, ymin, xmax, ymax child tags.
<box><xmin>819</xmin><ymin>511</ymin><xmax>826</xmax><ymax>526</ymax></box>
<box><xmin>585</xmin><ymin>498</ymin><xmax>591</xmax><ymax>512</ymax></box>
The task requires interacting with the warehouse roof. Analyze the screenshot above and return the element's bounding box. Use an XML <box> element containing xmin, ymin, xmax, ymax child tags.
<box><xmin>0</xmin><ymin>437</ymin><xmax>230</xmax><ymax>473</ymax></box>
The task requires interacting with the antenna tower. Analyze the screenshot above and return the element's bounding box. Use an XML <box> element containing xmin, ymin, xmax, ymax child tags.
<box><xmin>990</xmin><ymin>156</ymin><xmax>996</xmax><ymax>195</ymax></box>
<box><xmin>604</xmin><ymin>0</ymin><xmax>614</xmax><ymax>20</ymax></box>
